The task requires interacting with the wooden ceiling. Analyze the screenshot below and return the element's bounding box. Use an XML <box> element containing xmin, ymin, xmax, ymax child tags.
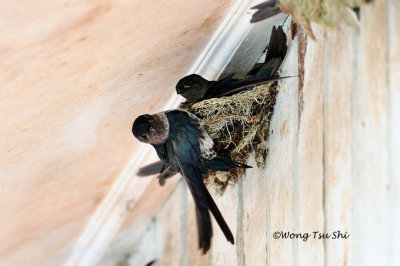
<box><xmin>0</xmin><ymin>0</ymin><xmax>238</xmax><ymax>264</ymax></box>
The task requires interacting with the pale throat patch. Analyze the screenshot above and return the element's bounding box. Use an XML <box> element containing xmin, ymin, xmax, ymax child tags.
<box><xmin>148</xmin><ymin>112</ymin><xmax>169</xmax><ymax>145</ymax></box>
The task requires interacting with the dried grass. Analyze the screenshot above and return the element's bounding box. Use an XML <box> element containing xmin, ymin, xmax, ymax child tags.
<box><xmin>180</xmin><ymin>82</ymin><xmax>278</xmax><ymax>191</ymax></box>
<box><xmin>279</xmin><ymin>0</ymin><xmax>377</xmax><ymax>36</ymax></box>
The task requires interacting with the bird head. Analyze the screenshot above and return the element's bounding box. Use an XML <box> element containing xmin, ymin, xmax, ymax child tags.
<box><xmin>132</xmin><ymin>113</ymin><xmax>169</xmax><ymax>145</ymax></box>
<box><xmin>176</xmin><ymin>74</ymin><xmax>209</xmax><ymax>101</ymax></box>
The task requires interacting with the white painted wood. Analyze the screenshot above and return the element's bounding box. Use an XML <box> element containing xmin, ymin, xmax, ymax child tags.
<box><xmin>156</xmin><ymin>182</ymin><xmax>184</xmax><ymax>266</ymax></box>
<box><xmin>294</xmin><ymin>25</ymin><xmax>325</xmax><ymax>266</ymax></box>
<box><xmin>117</xmin><ymin>220</ymin><xmax>158</xmax><ymax>266</ymax></box>
<box><xmin>210</xmin><ymin>184</ymin><xmax>238</xmax><ymax>266</ymax></box>
<box><xmin>387</xmin><ymin>1</ymin><xmax>400</xmax><ymax>265</ymax></box>
<box><xmin>98</xmin><ymin>176</ymin><xmax>180</xmax><ymax>265</ymax></box>
<box><xmin>352</xmin><ymin>2</ymin><xmax>390</xmax><ymax>265</ymax></box>
<box><xmin>323</xmin><ymin>23</ymin><xmax>354</xmax><ymax>266</ymax></box>
<box><xmin>66</xmin><ymin>147</ymin><xmax>158</xmax><ymax>266</ymax></box>
<box><xmin>242</xmin><ymin>157</ymin><xmax>266</xmax><ymax>266</ymax></box>
<box><xmin>265</xmin><ymin>33</ymin><xmax>298</xmax><ymax>266</ymax></box>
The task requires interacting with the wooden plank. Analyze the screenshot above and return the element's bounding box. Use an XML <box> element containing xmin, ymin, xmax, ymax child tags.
<box><xmin>264</xmin><ymin>32</ymin><xmax>299</xmax><ymax>266</ymax></box>
<box><xmin>295</xmin><ymin>25</ymin><xmax>325</xmax><ymax>266</ymax></box>
<box><xmin>387</xmin><ymin>1</ymin><xmax>400</xmax><ymax>265</ymax></box>
<box><xmin>242</xmin><ymin>157</ymin><xmax>267</xmax><ymax>266</ymax></box>
<box><xmin>210</xmin><ymin>184</ymin><xmax>238</xmax><ymax>266</ymax></box>
<box><xmin>324</xmin><ymin>23</ymin><xmax>353</xmax><ymax>266</ymax></box>
<box><xmin>156</xmin><ymin>182</ymin><xmax>184</xmax><ymax>266</ymax></box>
<box><xmin>97</xmin><ymin>174</ymin><xmax>180</xmax><ymax>265</ymax></box>
<box><xmin>352</xmin><ymin>2</ymin><xmax>390</xmax><ymax>265</ymax></box>
<box><xmin>118</xmin><ymin>220</ymin><xmax>158</xmax><ymax>266</ymax></box>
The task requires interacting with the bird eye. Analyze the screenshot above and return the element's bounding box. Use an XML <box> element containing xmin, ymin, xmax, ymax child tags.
<box><xmin>142</xmin><ymin>134</ymin><xmax>148</xmax><ymax>140</ymax></box>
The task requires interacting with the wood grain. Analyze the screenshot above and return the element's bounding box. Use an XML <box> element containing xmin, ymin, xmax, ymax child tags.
<box><xmin>0</xmin><ymin>0</ymin><xmax>237</xmax><ymax>264</ymax></box>
<box><xmin>324</xmin><ymin>23</ymin><xmax>353</xmax><ymax>266</ymax></box>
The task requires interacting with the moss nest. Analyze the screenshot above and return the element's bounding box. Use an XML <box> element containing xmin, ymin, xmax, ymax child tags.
<box><xmin>180</xmin><ymin>82</ymin><xmax>279</xmax><ymax>191</ymax></box>
<box><xmin>279</xmin><ymin>0</ymin><xmax>375</xmax><ymax>36</ymax></box>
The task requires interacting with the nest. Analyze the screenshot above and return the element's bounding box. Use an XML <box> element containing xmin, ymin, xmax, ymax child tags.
<box><xmin>279</xmin><ymin>0</ymin><xmax>375</xmax><ymax>36</ymax></box>
<box><xmin>180</xmin><ymin>82</ymin><xmax>279</xmax><ymax>191</ymax></box>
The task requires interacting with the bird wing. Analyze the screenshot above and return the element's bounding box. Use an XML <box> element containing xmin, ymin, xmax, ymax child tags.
<box><xmin>255</xmin><ymin>25</ymin><xmax>287</xmax><ymax>78</ymax></box>
<box><xmin>205</xmin><ymin>73</ymin><xmax>236</xmax><ymax>99</ymax></box>
<box><xmin>167</xmin><ymin>112</ymin><xmax>212</xmax><ymax>253</ymax></box>
<box><xmin>205</xmin><ymin>26</ymin><xmax>288</xmax><ymax>99</ymax></box>
<box><xmin>137</xmin><ymin>161</ymin><xmax>177</xmax><ymax>186</ymax></box>
<box><xmin>166</xmin><ymin>110</ymin><xmax>234</xmax><ymax>253</ymax></box>
<box><xmin>215</xmin><ymin>74</ymin><xmax>236</xmax><ymax>87</ymax></box>
<box><xmin>250</xmin><ymin>0</ymin><xmax>281</xmax><ymax>23</ymax></box>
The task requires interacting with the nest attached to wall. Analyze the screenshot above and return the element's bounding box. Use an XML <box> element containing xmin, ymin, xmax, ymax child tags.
<box><xmin>279</xmin><ymin>0</ymin><xmax>374</xmax><ymax>37</ymax></box>
<box><xmin>180</xmin><ymin>82</ymin><xmax>279</xmax><ymax>191</ymax></box>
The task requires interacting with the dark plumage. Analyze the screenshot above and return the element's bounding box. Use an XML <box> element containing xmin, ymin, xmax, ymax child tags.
<box><xmin>132</xmin><ymin>110</ymin><xmax>251</xmax><ymax>253</ymax></box>
<box><xmin>250</xmin><ymin>0</ymin><xmax>281</xmax><ymax>23</ymax></box>
<box><xmin>247</xmin><ymin>25</ymin><xmax>287</xmax><ymax>78</ymax></box>
<box><xmin>176</xmin><ymin>26</ymin><xmax>287</xmax><ymax>102</ymax></box>
<box><xmin>136</xmin><ymin>161</ymin><xmax>177</xmax><ymax>186</ymax></box>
